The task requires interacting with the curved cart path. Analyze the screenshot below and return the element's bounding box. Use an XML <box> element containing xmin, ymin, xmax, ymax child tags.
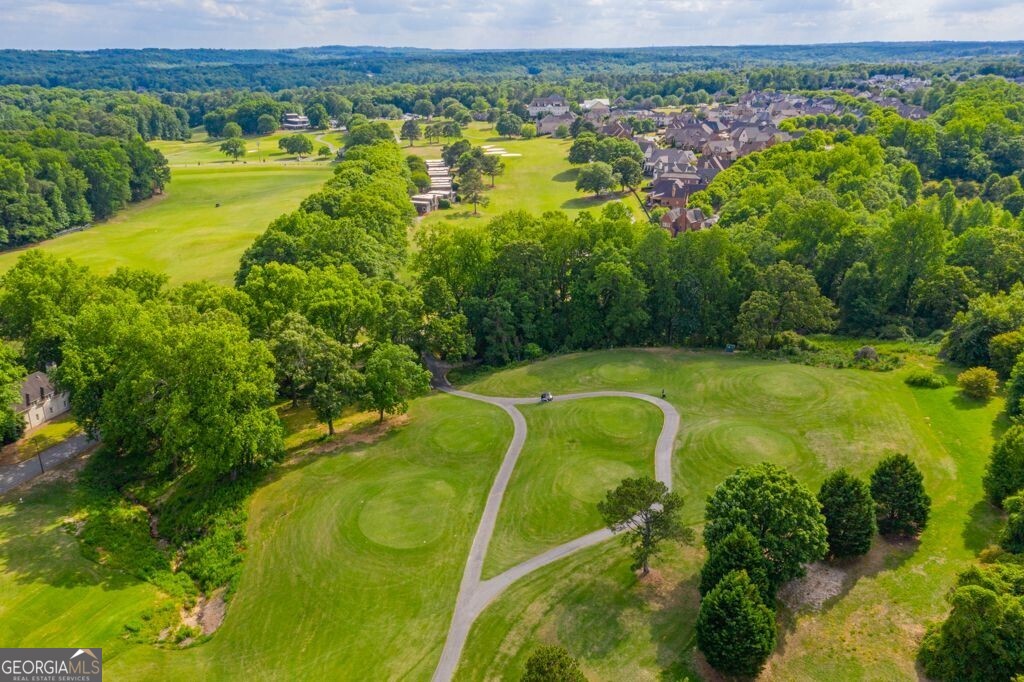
<box><xmin>432</xmin><ymin>387</ymin><xmax>679</xmax><ymax>681</ymax></box>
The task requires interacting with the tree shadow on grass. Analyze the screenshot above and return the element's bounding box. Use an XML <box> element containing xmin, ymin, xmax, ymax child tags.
<box><xmin>962</xmin><ymin>498</ymin><xmax>1001</xmax><ymax>553</ymax></box>
<box><xmin>561</xmin><ymin>196</ymin><xmax>609</xmax><ymax>210</ymax></box>
<box><xmin>774</xmin><ymin>534</ymin><xmax>918</xmax><ymax>653</ymax></box>
<box><xmin>950</xmin><ymin>393</ymin><xmax>993</xmax><ymax>411</ymax></box>
<box><xmin>650</xmin><ymin>572</ymin><xmax>702</xmax><ymax>681</ymax></box>
<box><xmin>552</xmin><ymin>169</ymin><xmax>577</xmax><ymax>183</ymax></box>
<box><xmin>0</xmin><ymin>480</ymin><xmax>142</xmax><ymax>592</ymax></box>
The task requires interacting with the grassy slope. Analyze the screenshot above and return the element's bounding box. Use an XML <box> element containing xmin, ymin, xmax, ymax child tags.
<box><xmin>103</xmin><ymin>393</ymin><xmax>511</xmax><ymax>680</ymax></box>
<box><xmin>0</xmin><ymin>166</ymin><xmax>328</xmax><ymax>284</ymax></box>
<box><xmin>392</xmin><ymin>121</ymin><xmax>646</xmax><ymax>225</ymax></box>
<box><xmin>0</xmin><ymin>350</ymin><xmax>1001</xmax><ymax>680</ymax></box>
<box><xmin>483</xmin><ymin>398</ymin><xmax>661</xmax><ymax>578</ymax></box>
<box><xmin>455</xmin><ymin>349</ymin><xmax>1002</xmax><ymax>680</ymax></box>
<box><xmin>0</xmin><ymin>480</ymin><xmax>165</xmax><ymax>657</ymax></box>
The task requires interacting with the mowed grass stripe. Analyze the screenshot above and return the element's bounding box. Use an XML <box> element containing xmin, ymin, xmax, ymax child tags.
<box><xmin>0</xmin><ymin>165</ymin><xmax>329</xmax><ymax>285</ymax></box>
<box><xmin>482</xmin><ymin>398</ymin><xmax>661</xmax><ymax>579</ymax></box>
<box><xmin>457</xmin><ymin>349</ymin><xmax>1002</xmax><ymax>680</ymax></box>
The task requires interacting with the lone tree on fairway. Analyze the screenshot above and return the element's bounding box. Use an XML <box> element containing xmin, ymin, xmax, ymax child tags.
<box><xmin>696</xmin><ymin>570</ymin><xmax>777</xmax><ymax>678</ymax></box>
<box><xmin>575</xmin><ymin>162</ymin><xmax>615</xmax><ymax>198</ymax></box>
<box><xmin>984</xmin><ymin>425</ymin><xmax>1024</xmax><ymax>505</ymax></box>
<box><xmin>704</xmin><ymin>462</ymin><xmax>828</xmax><ymax>588</ymax></box>
<box><xmin>278</xmin><ymin>133</ymin><xmax>314</xmax><ymax>158</ymax></box>
<box><xmin>598</xmin><ymin>476</ymin><xmax>691</xmax><ymax>576</ymax></box>
<box><xmin>818</xmin><ymin>468</ymin><xmax>876</xmax><ymax>558</ymax></box>
<box><xmin>317</xmin><ymin>145</ymin><xmax>332</xmax><ymax>158</ymax></box>
<box><xmin>521</xmin><ymin>645</ymin><xmax>586</xmax><ymax>682</ymax></box>
<box><xmin>219</xmin><ymin>137</ymin><xmax>246</xmax><ymax>162</ymax></box>
<box><xmin>400</xmin><ymin>119</ymin><xmax>422</xmax><ymax>146</ymax></box>
<box><xmin>918</xmin><ymin>564</ymin><xmax>1024</xmax><ymax>682</ymax></box>
<box><xmin>360</xmin><ymin>342</ymin><xmax>431</xmax><ymax>422</ymax></box>
<box><xmin>459</xmin><ymin>167</ymin><xmax>490</xmax><ymax>216</ymax></box>
<box><xmin>699</xmin><ymin>524</ymin><xmax>773</xmax><ymax>604</ymax></box>
<box><xmin>480</xmin><ymin>154</ymin><xmax>505</xmax><ymax>188</ymax></box>
<box><xmin>870</xmin><ymin>453</ymin><xmax>931</xmax><ymax>537</ymax></box>
<box><xmin>495</xmin><ymin>112</ymin><xmax>523</xmax><ymax>138</ymax></box>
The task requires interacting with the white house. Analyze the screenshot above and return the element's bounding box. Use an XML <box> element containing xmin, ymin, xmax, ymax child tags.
<box><xmin>527</xmin><ymin>95</ymin><xmax>569</xmax><ymax>119</ymax></box>
<box><xmin>14</xmin><ymin>371</ymin><xmax>70</xmax><ymax>429</ymax></box>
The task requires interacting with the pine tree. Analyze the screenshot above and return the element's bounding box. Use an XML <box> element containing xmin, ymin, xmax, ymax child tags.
<box><xmin>818</xmin><ymin>469</ymin><xmax>876</xmax><ymax>557</ymax></box>
<box><xmin>696</xmin><ymin>570</ymin><xmax>777</xmax><ymax>677</ymax></box>
<box><xmin>699</xmin><ymin>525</ymin><xmax>773</xmax><ymax>604</ymax></box>
<box><xmin>870</xmin><ymin>454</ymin><xmax>931</xmax><ymax>536</ymax></box>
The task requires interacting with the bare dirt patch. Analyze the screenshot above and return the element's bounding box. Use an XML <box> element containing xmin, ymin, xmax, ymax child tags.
<box><xmin>778</xmin><ymin>562</ymin><xmax>847</xmax><ymax>612</ymax></box>
<box><xmin>180</xmin><ymin>587</ymin><xmax>228</xmax><ymax>637</ymax></box>
<box><xmin>303</xmin><ymin>415</ymin><xmax>410</xmax><ymax>458</ymax></box>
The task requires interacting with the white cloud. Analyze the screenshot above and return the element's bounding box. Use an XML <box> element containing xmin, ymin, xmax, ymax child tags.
<box><xmin>0</xmin><ymin>0</ymin><xmax>1022</xmax><ymax>49</ymax></box>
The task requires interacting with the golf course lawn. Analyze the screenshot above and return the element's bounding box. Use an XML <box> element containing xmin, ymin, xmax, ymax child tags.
<box><xmin>482</xmin><ymin>398</ymin><xmax>661</xmax><ymax>578</ymax></box>
<box><xmin>0</xmin><ymin>349</ymin><xmax>1005</xmax><ymax>680</ymax></box>
<box><xmin>456</xmin><ymin>349</ymin><xmax>1004</xmax><ymax>679</ymax></box>
<box><xmin>151</xmin><ymin>129</ymin><xmax>337</xmax><ymax>167</ymax></box>
<box><xmin>0</xmin><ymin>165</ymin><xmax>329</xmax><ymax>284</ymax></box>
<box><xmin>392</xmin><ymin>121</ymin><xmax>646</xmax><ymax>225</ymax></box>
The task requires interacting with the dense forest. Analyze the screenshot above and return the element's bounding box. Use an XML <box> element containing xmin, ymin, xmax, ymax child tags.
<box><xmin>0</xmin><ymin>86</ymin><xmax>175</xmax><ymax>247</ymax></box>
<box><xmin>1</xmin><ymin>42</ymin><xmax>1023</xmax><ymax>91</ymax></box>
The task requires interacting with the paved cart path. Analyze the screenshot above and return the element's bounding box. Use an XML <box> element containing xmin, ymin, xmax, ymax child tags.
<box><xmin>432</xmin><ymin>387</ymin><xmax>679</xmax><ymax>681</ymax></box>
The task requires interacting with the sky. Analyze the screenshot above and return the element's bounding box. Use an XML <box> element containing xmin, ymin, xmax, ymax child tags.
<box><xmin>0</xmin><ymin>0</ymin><xmax>1022</xmax><ymax>50</ymax></box>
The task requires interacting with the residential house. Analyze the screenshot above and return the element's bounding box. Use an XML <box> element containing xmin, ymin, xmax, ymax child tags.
<box><xmin>646</xmin><ymin>148</ymin><xmax>697</xmax><ymax>177</ymax></box>
<box><xmin>663</xmin><ymin>123</ymin><xmax>713</xmax><ymax>151</ymax></box>
<box><xmin>581</xmin><ymin>98</ymin><xmax>610</xmax><ymax>111</ymax></box>
<box><xmin>14</xmin><ymin>371</ymin><xmax>69</xmax><ymax>429</ymax></box>
<box><xmin>600</xmin><ymin>120</ymin><xmax>633</xmax><ymax>139</ymax></box>
<box><xmin>660</xmin><ymin>207</ymin><xmax>717</xmax><ymax>236</ymax></box>
<box><xmin>527</xmin><ymin>95</ymin><xmax>569</xmax><ymax>118</ymax></box>
<box><xmin>536</xmin><ymin>112</ymin><xmax>577</xmax><ymax>136</ymax></box>
<box><xmin>648</xmin><ymin>176</ymin><xmax>704</xmax><ymax>208</ymax></box>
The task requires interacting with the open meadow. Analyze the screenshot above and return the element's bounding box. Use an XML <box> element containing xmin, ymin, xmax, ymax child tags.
<box><xmin>0</xmin><ymin>349</ymin><xmax>1003</xmax><ymax>680</ymax></box>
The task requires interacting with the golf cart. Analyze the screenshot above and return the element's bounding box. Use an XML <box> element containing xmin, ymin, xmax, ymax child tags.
<box><xmin>540</xmin><ymin>392</ymin><xmax>554</xmax><ymax>403</ymax></box>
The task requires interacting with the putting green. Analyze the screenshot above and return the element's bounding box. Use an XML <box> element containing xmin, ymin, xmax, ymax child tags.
<box><xmin>456</xmin><ymin>349</ymin><xmax>1004</xmax><ymax>680</ymax></box>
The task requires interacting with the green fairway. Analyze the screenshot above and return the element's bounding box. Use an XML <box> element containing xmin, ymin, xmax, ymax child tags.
<box><xmin>482</xmin><ymin>398</ymin><xmax>661</xmax><ymax>578</ymax></box>
<box><xmin>0</xmin><ymin>166</ymin><xmax>328</xmax><ymax>284</ymax></box>
<box><xmin>457</xmin><ymin>349</ymin><xmax>1004</xmax><ymax>679</ymax></box>
<box><xmin>0</xmin><ymin>349</ymin><xmax>1003</xmax><ymax>680</ymax></box>
<box><xmin>393</xmin><ymin>122</ymin><xmax>645</xmax><ymax>225</ymax></box>
<box><xmin>151</xmin><ymin>130</ymin><xmax>337</xmax><ymax>167</ymax></box>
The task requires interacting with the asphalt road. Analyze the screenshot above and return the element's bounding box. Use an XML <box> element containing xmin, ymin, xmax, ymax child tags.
<box><xmin>0</xmin><ymin>433</ymin><xmax>95</xmax><ymax>495</ymax></box>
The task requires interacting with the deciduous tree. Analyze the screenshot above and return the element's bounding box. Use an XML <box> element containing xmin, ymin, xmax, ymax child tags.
<box><xmin>598</xmin><ymin>476</ymin><xmax>691</xmax><ymax>576</ymax></box>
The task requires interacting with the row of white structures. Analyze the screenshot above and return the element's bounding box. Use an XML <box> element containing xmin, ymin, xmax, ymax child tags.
<box><xmin>412</xmin><ymin>159</ymin><xmax>455</xmax><ymax>214</ymax></box>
